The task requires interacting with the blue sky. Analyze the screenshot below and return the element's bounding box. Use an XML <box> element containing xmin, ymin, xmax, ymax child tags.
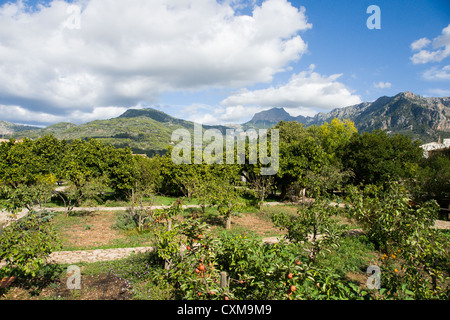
<box><xmin>0</xmin><ymin>0</ymin><xmax>449</xmax><ymax>127</ymax></box>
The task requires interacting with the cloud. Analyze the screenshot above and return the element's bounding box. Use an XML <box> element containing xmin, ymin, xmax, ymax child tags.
<box><xmin>179</xmin><ymin>103</ymin><xmax>263</xmax><ymax>125</ymax></box>
<box><xmin>0</xmin><ymin>104</ymin><xmax>127</xmax><ymax>125</ymax></box>
<box><xmin>221</xmin><ymin>65</ymin><xmax>362</xmax><ymax>115</ymax></box>
<box><xmin>410</xmin><ymin>37</ymin><xmax>431</xmax><ymax>51</ymax></box>
<box><xmin>423</xmin><ymin>65</ymin><xmax>450</xmax><ymax>81</ymax></box>
<box><xmin>427</xmin><ymin>88</ymin><xmax>450</xmax><ymax>97</ymax></box>
<box><xmin>373</xmin><ymin>81</ymin><xmax>392</xmax><ymax>89</ymax></box>
<box><xmin>183</xmin><ymin>65</ymin><xmax>362</xmax><ymax>125</ymax></box>
<box><xmin>0</xmin><ymin>0</ymin><xmax>311</xmax><ymax>124</ymax></box>
<box><xmin>410</xmin><ymin>24</ymin><xmax>450</xmax><ymax>64</ymax></box>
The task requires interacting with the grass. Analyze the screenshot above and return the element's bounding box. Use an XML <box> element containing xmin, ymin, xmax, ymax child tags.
<box><xmin>315</xmin><ymin>235</ymin><xmax>378</xmax><ymax>275</ymax></box>
<box><xmin>52</xmin><ymin>210</ymin><xmax>154</xmax><ymax>251</ymax></box>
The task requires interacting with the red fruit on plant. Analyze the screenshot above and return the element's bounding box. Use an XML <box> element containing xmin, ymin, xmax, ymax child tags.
<box><xmin>287</xmin><ymin>273</ymin><xmax>293</xmax><ymax>279</ymax></box>
<box><xmin>198</xmin><ymin>264</ymin><xmax>205</xmax><ymax>271</ymax></box>
<box><xmin>186</xmin><ymin>245</ymin><xmax>191</xmax><ymax>250</ymax></box>
<box><xmin>290</xmin><ymin>285</ymin><xmax>296</xmax><ymax>292</ymax></box>
<box><xmin>195</xmin><ymin>268</ymin><xmax>200</xmax><ymax>273</ymax></box>
<box><xmin>224</xmin><ymin>296</ymin><xmax>229</xmax><ymax>300</ymax></box>
<box><xmin>296</xmin><ymin>260</ymin><xmax>301</xmax><ymax>265</ymax></box>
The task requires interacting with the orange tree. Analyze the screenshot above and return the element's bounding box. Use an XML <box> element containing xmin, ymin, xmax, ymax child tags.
<box><xmin>348</xmin><ymin>182</ymin><xmax>449</xmax><ymax>299</ymax></box>
<box><xmin>271</xmin><ymin>199</ymin><xmax>341</xmax><ymax>263</ymax></box>
<box><xmin>0</xmin><ymin>185</ymin><xmax>61</xmax><ymax>279</ymax></box>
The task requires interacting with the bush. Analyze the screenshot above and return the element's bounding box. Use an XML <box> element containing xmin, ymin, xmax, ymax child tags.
<box><xmin>348</xmin><ymin>182</ymin><xmax>449</xmax><ymax>299</ymax></box>
<box><xmin>0</xmin><ymin>210</ymin><xmax>61</xmax><ymax>278</ymax></box>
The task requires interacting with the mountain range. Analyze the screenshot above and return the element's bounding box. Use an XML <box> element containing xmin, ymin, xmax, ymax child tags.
<box><xmin>1</xmin><ymin>91</ymin><xmax>449</xmax><ymax>156</ymax></box>
<box><xmin>243</xmin><ymin>92</ymin><xmax>450</xmax><ymax>139</ymax></box>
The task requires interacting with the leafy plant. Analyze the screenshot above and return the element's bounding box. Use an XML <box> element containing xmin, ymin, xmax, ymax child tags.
<box><xmin>272</xmin><ymin>199</ymin><xmax>342</xmax><ymax>263</ymax></box>
<box><xmin>0</xmin><ymin>211</ymin><xmax>61</xmax><ymax>278</ymax></box>
<box><xmin>348</xmin><ymin>182</ymin><xmax>449</xmax><ymax>298</ymax></box>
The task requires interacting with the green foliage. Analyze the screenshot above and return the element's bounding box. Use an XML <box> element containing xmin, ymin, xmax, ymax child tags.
<box><xmin>0</xmin><ymin>211</ymin><xmax>61</xmax><ymax>277</ymax></box>
<box><xmin>348</xmin><ymin>182</ymin><xmax>449</xmax><ymax>298</ymax></box>
<box><xmin>149</xmin><ymin>200</ymin><xmax>184</xmax><ymax>267</ymax></box>
<box><xmin>348</xmin><ymin>182</ymin><xmax>438</xmax><ymax>251</ymax></box>
<box><xmin>1</xmin><ymin>177</ymin><xmax>55</xmax><ymax>214</ymax></box>
<box><xmin>134</xmin><ymin>155</ymin><xmax>162</xmax><ymax>191</ymax></box>
<box><xmin>304</xmin><ymin>163</ymin><xmax>353</xmax><ymax>198</ymax></box>
<box><xmin>272</xmin><ymin>199</ymin><xmax>342</xmax><ymax>263</ymax></box>
<box><xmin>276</xmin><ymin>134</ymin><xmax>327</xmax><ymax>199</ymax></box>
<box><xmin>343</xmin><ymin>130</ymin><xmax>422</xmax><ymax>186</ymax></box>
<box><xmin>311</xmin><ymin>118</ymin><xmax>357</xmax><ymax>163</ymax></box>
<box><xmin>416</xmin><ymin>147</ymin><xmax>450</xmax><ymax>207</ymax></box>
<box><xmin>209</xmin><ymin>178</ymin><xmax>244</xmax><ymax>229</ymax></box>
<box><xmin>0</xmin><ymin>137</ymin><xmax>64</xmax><ymax>188</ymax></box>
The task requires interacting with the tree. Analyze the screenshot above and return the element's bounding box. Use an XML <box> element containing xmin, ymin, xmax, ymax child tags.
<box><xmin>313</xmin><ymin>118</ymin><xmax>357</xmax><ymax>160</ymax></box>
<box><xmin>347</xmin><ymin>182</ymin><xmax>449</xmax><ymax>298</ymax></box>
<box><xmin>276</xmin><ymin>135</ymin><xmax>327</xmax><ymax>200</ymax></box>
<box><xmin>127</xmin><ymin>186</ymin><xmax>155</xmax><ymax>232</ymax></box>
<box><xmin>105</xmin><ymin>145</ymin><xmax>137</xmax><ymax>196</ymax></box>
<box><xmin>243</xmin><ymin>168</ymin><xmax>274</xmax><ymax>211</ymax></box>
<box><xmin>272</xmin><ymin>199</ymin><xmax>341</xmax><ymax>263</ymax></box>
<box><xmin>304</xmin><ymin>163</ymin><xmax>353</xmax><ymax>199</ymax></box>
<box><xmin>343</xmin><ymin>130</ymin><xmax>422</xmax><ymax>186</ymax></box>
<box><xmin>210</xmin><ymin>178</ymin><xmax>243</xmax><ymax>229</ymax></box>
<box><xmin>0</xmin><ymin>136</ymin><xmax>66</xmax><ymax>189</ymax></box>
<box><xmin>0</xmin><ymin>185</ymin><xmax>61</xmax><ymax>277</ymax></box>
<box><xmin>134</xmin><ymin>155</ymin><xmax>162</xmax><ymax>192</ymax></box>
<box><xmin>60</xmin><ymin>138</ymin><xmax>136</xmax><ymax>201</ymax></box>
<box><xmin>415</xmin><ymin>147</ymin><xmax>450</xmax><ymax>208</ymax></box>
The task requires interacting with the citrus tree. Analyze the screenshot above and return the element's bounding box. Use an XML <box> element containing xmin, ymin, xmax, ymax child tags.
<box><xmin>210</xmin><ymin>178</ymin><xmax>243</xmax><ymax>229</ymax></box>
<box><xmin>348</xmin><ymin>182</ymin><xmax>449</xmax><ymax>298</ymax></box>
<box><xmin>272</xmin><ymin>199</ymin><xmax>342</xmax><ymax>263</ymax></box>
<box><xmin>0</xmin><ymin>186</ymin><xmax>61</xmax><ymax>278</ymax></box>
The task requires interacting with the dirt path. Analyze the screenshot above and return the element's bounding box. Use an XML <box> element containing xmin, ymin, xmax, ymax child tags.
<box><xmin>0</xmin><ymin>204</ymin><xmax>203</xmax><ymax>225</ymax></box>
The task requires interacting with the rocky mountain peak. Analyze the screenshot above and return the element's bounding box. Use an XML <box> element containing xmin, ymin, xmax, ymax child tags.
<box><xmin>250</xmin><ymin>107</ymin><xmax>293</xmax><ymax>123</ymax></box>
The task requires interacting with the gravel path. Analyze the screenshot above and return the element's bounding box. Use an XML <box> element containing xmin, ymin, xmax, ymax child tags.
<box><xmin>48</xmin><ymin>247</ymin><xmax>155</xmax><ymax>264</ymax></box>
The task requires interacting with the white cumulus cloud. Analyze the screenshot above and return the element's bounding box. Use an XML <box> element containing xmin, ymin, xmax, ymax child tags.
<box><xmin>410</xmin><ymin>24</ymin><xmax>450</xmax><ymax>64</ymax></box>
<box><xmin>410</xmin><ymin>37</ymin><xmax>431</xmax><ymax>51</ymax></box>
<box><xmin>220</xmin><ymin>65</ymin><xmax>362</xmax><ymax>115</ymax></box>
<box><xmin>0</xmin><ymin>0</ymin><xmax>311</xmax><ymax>124</ymax></box>
<box><xmin>423</xmin><ymin>65</ymin><xmax>450</xmax><ymax>81</ymax></box>
<box><xmin>373</xmin><ymin>81</ymin><xmax>392</xmax><ymax>89</ymax></box>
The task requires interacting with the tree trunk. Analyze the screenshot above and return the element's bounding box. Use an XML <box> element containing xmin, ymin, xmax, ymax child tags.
<box><xmin>280</xmin><ymin>184</ymin><xmax>287</xmax><ymax>201</ymax></box>
<box><xmin>225</xmin><ymin>214</ymin><xmax>232</xmax><ymax>229</ymax></box>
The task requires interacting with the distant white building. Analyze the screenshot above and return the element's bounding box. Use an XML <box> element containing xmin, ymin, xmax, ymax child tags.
<box><xmin>420</xmin><ymin>138</ymin><xmax>450</xmax><ymax>158</ymax></box>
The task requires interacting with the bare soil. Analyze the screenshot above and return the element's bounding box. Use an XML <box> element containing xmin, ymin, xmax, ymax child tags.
<box><xmin>57</xmin><ymin>211</ymin><xmax>126</xmax><ymax>249</ymax></box>
<box><xmin>231</xmin><ymin>212</ymin><xmax>284</xmax><ymax>237</ymax></box>
<box><xmin>1</xmin><ymin>273</ymin><xmax>131</xmax><ymax>300</ymax></box>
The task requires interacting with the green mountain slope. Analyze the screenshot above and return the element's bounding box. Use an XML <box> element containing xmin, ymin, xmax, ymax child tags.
<box><xmin>0</xmin><ymin>120</ymin><xmax>40</xmax><ymax>137</ymax></box>
<box><xmin>11</xmin><ymin>108</ymin><xmax>228</xmax><ymax>156</ymax></box>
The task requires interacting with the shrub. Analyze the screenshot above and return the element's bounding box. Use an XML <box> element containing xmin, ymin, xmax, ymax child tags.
<box><xmin>0</xmin><ymin>210</ymin><xmax>61</xmax><ymax>278</ymax></box>
<box><xmin>348</xmin><ymin>182</ymin><xmax>449</xmax><ymax>299</ymax></box>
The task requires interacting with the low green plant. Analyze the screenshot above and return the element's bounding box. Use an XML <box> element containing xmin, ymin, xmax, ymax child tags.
<box><xmin>0</xmin><ymin>211</ymin><xmax>61</xmax><ymax>278</ymax></box>
<box><xmin>271</xmin><ymin>199</ymin><xmax>342</xmax><ymax>263</ymax></box>
<box><xmin>348</xmin><ymin>182</ymin><xmax>449</xmax><ymax>299</ymax></box>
